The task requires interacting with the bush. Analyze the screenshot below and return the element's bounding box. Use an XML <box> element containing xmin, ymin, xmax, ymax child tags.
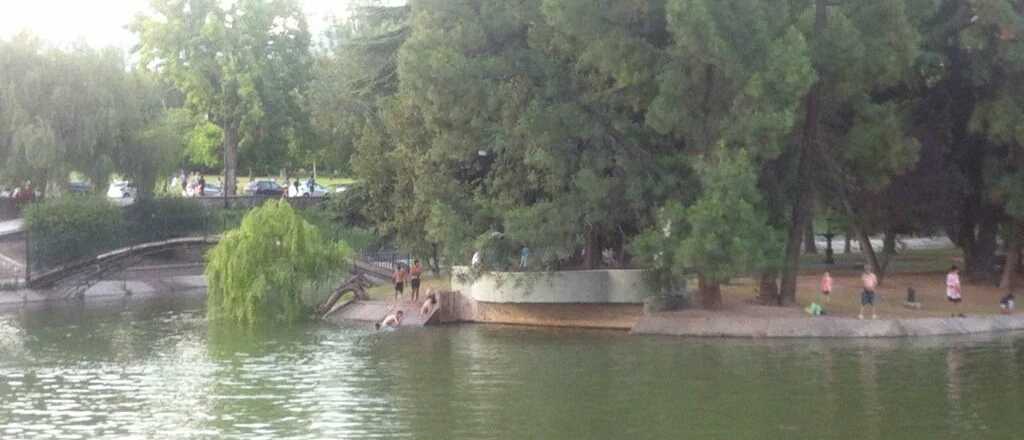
<box><xmin>122</xmin><ymin>198</ymin><xmax>213</xmax><ymax>242</ymax></box>
<box><xmin>24</xmin><ymin>197</ymin><xmax>123</xmax><ymax>271</ymax></box>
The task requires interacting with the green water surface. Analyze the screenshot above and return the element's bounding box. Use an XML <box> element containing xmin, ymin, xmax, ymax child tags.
<box><xmin>1</xmin><ymin>293</ymin><xmax>1023</xmax><ymax>439</ymax></box>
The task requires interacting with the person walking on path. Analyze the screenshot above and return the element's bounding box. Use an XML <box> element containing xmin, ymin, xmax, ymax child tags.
<box><xmin>860</xmin><ymin>266</ymin><xmax>878</xmax><ymax>320</ymax></box>
<box><xmin>947</xmin><ymin>265</ymin><xmax>964</xmax><ymax>317</ymax></box>
<box><xmin>393</xmin><ymin>265</ymin><xmax>408</xmax><ymax>302</ymax></box>
<box><xmin>520</xmin><ymin>246</ymin><xmax>529</xmax><ymax>270</ymax></box>
<box><xmin>410</xmin><ymin>259</ymin><xmax>423</xmax><ymax>302</ymax></box>
<box><xmin>820</xmin><ymin>271</ymin><xmax>833</xmax><ymax>304</ymax></box>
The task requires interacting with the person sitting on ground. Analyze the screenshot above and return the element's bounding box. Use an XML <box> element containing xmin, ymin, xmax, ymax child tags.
<box><xmin>947</xmin><ymin>265</ymin><xmax>964</xmax><ymax>317</ymax></box>
<box><xmin>377</xmin><ymin>310</ymin><xmax>404</xmax><ymax>330</ymax></box>
<box><xmin>904</xmin><ymin>287</ymin><xmax>922</xmax><ymax>309</ymax></box>
<box><xmin>860</xmin><ymin>265</ymin><xmax>878</xmax><ymax>320</ymax></box>
<box><xmin>421</xmin><ymin>291</ymin><xmax>438</xmax><ymax>316</ymax></box>
<box><xmin>820</xmin><ymin>271</ymin><xmax>833</xmax><ymax>304</ymax></box>
<box><xmin>1000</xmin><ymin>293</ymin><xmax>1015</xmax><ymax>314</ymax></box>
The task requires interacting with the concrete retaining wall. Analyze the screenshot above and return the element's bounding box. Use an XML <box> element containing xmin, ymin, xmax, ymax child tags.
<box><xmin>451</xmin><ymin>267</ymin><xmax>654</xmax><ymax>304</ymax></box>
<box><xmin>631</xmin><ymin>314</ymin><xmax>1024</xmax><ymax>338</ymax></box>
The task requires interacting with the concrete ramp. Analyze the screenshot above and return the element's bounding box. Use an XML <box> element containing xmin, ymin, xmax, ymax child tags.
<box><xmin>326</xmin><ymin>300</ymin><xmax>439</xmax><ymax>328</ymax></box>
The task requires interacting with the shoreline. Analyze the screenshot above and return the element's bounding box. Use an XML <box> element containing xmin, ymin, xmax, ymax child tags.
<box><xmin>3</xmin><ymin>270</ymin><xmax>1022</xmax><ymax>339</ymax></box>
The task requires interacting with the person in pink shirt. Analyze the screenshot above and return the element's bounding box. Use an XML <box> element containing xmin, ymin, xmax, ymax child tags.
<box><xmin>946</xmin><ymin>265</ymin><xmax>964</xmax><ymax>317</ymax></box>
<box><xmin>860</xmin><ymin>266</ymin><xmax>878</xmax><ymax>320</ymax></box>
<box><xmin>820</xmin><ymin>271</ymin><xmax>833</xmax><ymax>303</ymax></box>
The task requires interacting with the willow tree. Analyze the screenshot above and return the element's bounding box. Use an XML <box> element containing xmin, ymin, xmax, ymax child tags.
<box><xmin>206</xmin><ymin>200</ymin><xmax>351</xmax><ymax>325</ymax></box>
<box><xmin>132</xmin><ymin>0</ymin><xmax>312</xmax><ymax>196</ymax></box>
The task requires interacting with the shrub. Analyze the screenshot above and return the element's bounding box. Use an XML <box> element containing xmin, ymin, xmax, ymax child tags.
<box><xmin>24</xmin><ymin>197</ymin><xmax>123</xmax><ymax>271</ymax></box>
<box><xmin>122</xmin><ymin>198</ymin><xmax>213</xmax><ymax>242</ymax></box>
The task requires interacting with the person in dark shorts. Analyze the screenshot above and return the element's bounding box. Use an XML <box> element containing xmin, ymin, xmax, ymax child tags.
<box><xmin>1000</xmin><ymin>293</ymin><xmax>1015</xmax><ymax>314</ymax></box>
<box><xmin>393</xmin><ymin>265</ymin><xmax>407</xmax><ymax>301</ymax></box>
<box><xmin>859</xmin><ymin>265</ymin><xmax>878</xmax><ymax>320</ymax></box>
<box><xmin>410</xmin><ymin>259</ymin><xmax>423</xmax><ymax>302</ymax></box>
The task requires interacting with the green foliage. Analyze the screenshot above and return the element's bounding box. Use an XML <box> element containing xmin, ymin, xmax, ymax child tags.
<box><xmin>0</xmin><ymin>35</ymin><xmax>183</xmax><ymax>195</ymax></box>
<box><xmin>133</xmin><ymin>0</ymin><xmax>313</xmax><ymax>194</ymax></box>
<box><xmin>205</xmin><ymin>200</ymin><xmax>352</xmax><ymax>326</ymax></box>
<box><xmin>24</xmin><ymin>197</ymin><xmax>123</xmax><ymax>271</ymax></box>
<box><xmin>635</xmin><ymin>148</ymin><xmax>780</xmax><ymax>289</ymax></box>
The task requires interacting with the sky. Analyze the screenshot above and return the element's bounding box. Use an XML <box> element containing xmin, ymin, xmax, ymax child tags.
<box><xmin>0</xmin><ymin>0</ymin><xmax>360</xmax><ymax>50</ymax></box>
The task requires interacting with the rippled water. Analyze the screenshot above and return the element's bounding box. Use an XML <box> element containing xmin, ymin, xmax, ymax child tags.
<box><xmin>1</xmin><ymin>293</ymin><xmax>1023</xmax><ymax>439</ymax></box>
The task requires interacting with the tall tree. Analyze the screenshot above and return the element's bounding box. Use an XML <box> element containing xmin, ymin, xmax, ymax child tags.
<box><xmin>132</xmin><ymin>0</ymin><xmax>313</xmax><ymax>195</ymax></box>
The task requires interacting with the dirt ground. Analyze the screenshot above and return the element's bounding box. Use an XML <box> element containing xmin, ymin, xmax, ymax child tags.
<box><xmin>717</xmin><ymin>271</ymin><xmax>1017</xmax><ymax>319</ymax></box>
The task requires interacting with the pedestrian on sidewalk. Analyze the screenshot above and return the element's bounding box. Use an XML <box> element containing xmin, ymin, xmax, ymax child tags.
<box><xmin>947</xmin><ymin>265</ymin><xmax>964</xmax><ymax>317</ymax></box>
<box><xmin>820</xmin><ymin>271</ymin><xmax>833</xmax><ymax>304</ymax></box>
<box><xmin>860</xmin><ymin>265</ymin><xmax>878</xmax><ymax>320</ymax></box>
<box><xmin>520</xmin><ymin>246</ymin><xmax>529</xmax><ymax>270</ymax></box>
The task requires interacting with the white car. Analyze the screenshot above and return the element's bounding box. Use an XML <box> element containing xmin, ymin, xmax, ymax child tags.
<box><xmin>291</xmin><ymin>182</ymin><xmax>329</xmax><ymax>197</ymax></box>
<box><xmin>107</xmin><ymin>181</ymin><xmax>137</xmax><ymax>199</ymax></box>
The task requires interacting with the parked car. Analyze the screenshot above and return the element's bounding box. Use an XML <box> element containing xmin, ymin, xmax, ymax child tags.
<box><xmin>299</xmin><ymin>183</ymin><xmax>330</xmax><ymax>198</ymax></box>
<box><xmin>245</xmin><ymin>180</ymin><xmax>285</xmax><ymax>196</ymax></box>
<box><xmin>106</xmin><ymin>181</ymin><xmax>137</xmax><ymax>199</ymax></box>
<box><xmin>200</xmin><ymin>183</ymin><xmax>223</xmax><ymax>197</ymax></box>
<box><xmin>68</xmin><ymin>181</ymin><xmax>93</xmax><ymax>195</ymax></box>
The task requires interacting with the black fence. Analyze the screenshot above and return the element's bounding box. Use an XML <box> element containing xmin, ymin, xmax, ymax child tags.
<box><xmin>357</xmin><ymin>250</ymin><xmax>413</xmax><ymax>276</ymax></box>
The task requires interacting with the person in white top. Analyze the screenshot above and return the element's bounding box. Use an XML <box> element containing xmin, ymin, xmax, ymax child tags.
<box><xmin>946</xmin><ymin>265</ymin><xmax>964</xmax><ymax>317</ymax></box>
<box><xmin>859</xmin><ymin>265</ymin><xmax>878</xmax><ymax>320</ymax></box>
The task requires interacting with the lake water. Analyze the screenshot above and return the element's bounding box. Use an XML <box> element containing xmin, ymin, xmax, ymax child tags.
<box><xmin>1</xmin><ymin>293</ymin><xmax>1023</xmax><ymax>439</ymax></box>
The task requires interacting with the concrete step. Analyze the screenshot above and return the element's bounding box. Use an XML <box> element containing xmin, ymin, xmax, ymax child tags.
<box><xmin>328</xmin><ymin>300</ymin><xmax>438</xmax><ymax>327</ymax></box>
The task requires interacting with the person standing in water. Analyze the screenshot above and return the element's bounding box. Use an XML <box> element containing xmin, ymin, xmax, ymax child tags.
<box><xmin>947</xmin><ymin>265</ymin><xmax>964</xmax><ymax>317</ymax></box>
<box><xmin>860</xmin><ymin>265</ymin><xmax>878</xmax><ymax>320</ymax></box>
<box><xmin>410</xmin><ymin>259</ymin><xmax>423</xmax><ymax>302</ymax></box>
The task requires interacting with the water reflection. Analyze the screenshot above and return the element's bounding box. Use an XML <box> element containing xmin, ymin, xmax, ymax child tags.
<box><xmin>1</xmin><ymin>296</ymin><xmax>1024</xmax><ymax>439</ymax></box>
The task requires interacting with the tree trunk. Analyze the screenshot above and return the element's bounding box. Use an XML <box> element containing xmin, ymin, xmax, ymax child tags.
<box><xmin>584</xmin><ymin>226</ymin><xmax>599</xmax><ymax>269</ymax></box>
<box><xmin>430</xmin><ymin>242</ymin><xmax>441</xmax><ymax>277</ymax></box>
<box><xmin>854</xmin><ymin>220</ymin><xmax>884</xmax><ymax>284</ymax></box>
<box><xmin>964</xmin><ymin>210</ymin><xmax>999</xmax><ymax>280</ymax></box>
<box><xmin>757</xmin><ymin>271</ymin><xmax>780</xmax><ymax>305</ymax></box>
<box><xmin>844</xmin><ymin>230</ymin><xmax>852</xmax><ymax>253</ymax></box>
<box><xmin>779</xmin><ymin>0</ymin><xmax>827</xmax><ymax>307</ymax></box>
<box><xmin>804</xmin><ymin>218</ymin><xmax>818</xmax><ymax>254</ymax></box>
<box><xmin>223</xmin><ymin>124</ymin><xmax>239</xmax><ymax>196</ymax></box>
<box><xmin>697</xmin><ymin>273</ymin><xmax>722</xmax><ymax>310</ymax></box>
<box><xmin>1000</xmin><ymin>221</ymin><xmax>1021</xmax><ymax>291</ymax></box>
<box><xmin>883</xmin><ymin>229</ymin><xmax>898</xmax><ymax>255</ymax></box>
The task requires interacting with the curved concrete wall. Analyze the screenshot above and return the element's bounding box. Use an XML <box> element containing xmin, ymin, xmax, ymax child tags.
<box><xmin>451</xmin><ymin>266</ymin><xmax>655</xmax><ymax>304</ymax></box>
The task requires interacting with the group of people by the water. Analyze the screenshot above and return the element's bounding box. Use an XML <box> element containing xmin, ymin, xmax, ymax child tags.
<box><xmin>376</xmin><ymin>259</ymin><xmax>437</xmax><ymax>330</ymax></box>
<box><xmin>813</xmin><ymin>264</ymin><xmax>1016</xmax><ymax>319</ymax></box>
